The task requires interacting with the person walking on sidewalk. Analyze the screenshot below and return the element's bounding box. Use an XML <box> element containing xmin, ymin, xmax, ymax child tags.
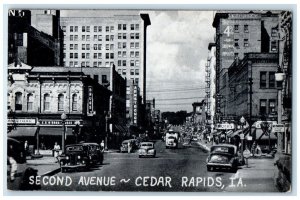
<box><xmin>53</xmin><ymin>142</ymin><xmax>60</xmax><ymax>163</ymax></box>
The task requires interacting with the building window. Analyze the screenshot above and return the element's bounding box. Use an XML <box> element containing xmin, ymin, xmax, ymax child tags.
<box><xmin>135</xmin><ymin>33</ymin><xmax>139</xmax><ymax>39</ymax></box>
<box><xmin>70</xmin><ymin>35</ymin><xmax>74</xmax><ymax>41</ymax></box>
<box><xmin>74</xmin><ymin>26</ymin><xmax>78</xmax><ymax>32</ymax></box>
<box><xmin>82</xmin><ymin>26</ymin><xmax>86</xmax><ymax>32</ymax></box>
<box><xmin>234</xmin><ymin>25</ymin><xmax>239</xmax><ymax>32</ymax></box>
<box><xmin>82</xmin><ymin>35</ymin><xmax>85</xmax><ymax>41</ymax></box>
<box><xmin>110</xmin><ymin>35</ymin><xmax>114</xmax><ymax>41</ymax></box>
<box><xmin>26</xmin><ymin>93</ymin><xmax>33</xmax><ymax>111</ymax></box>
<box><xmin>118</xmin><ymin>51</ymin><xmax>122</xmax><ymax>58</ymax></box>
<box><xmin>81</xmin><ymin>62</ymin><xmax>85</xmax><ymax>67</ymax></box>
<box><xmin>82</xmin><ymin>44</ymin><xmax>85</xmax><ymax>50</ymax></box>
<box><xmin>260</xmin><ymin>72</ymin><xmax>267</xmax><ymax>88</ymax></box>
<box><xmin>131</xmin><ymin>24</ymin><xmax>134</xmax><ymax>30</ymax></box>
<box><xmin>98</xmin><ymin>53</ymin><xmax>102</xmax><ymax>59</ymax></box>
<box><xmin>86</xmin><ymin>26</ymin><xmax>90</xmax><ymax>32</ymax></box>
<box><xmin>15</xmin><ymin>92</ymin><xmax>22</xmax><ymax>111</ymax></box>
<box><xmin>106</xmin><ymin>26</ymin><xmax>109</xmax><ymax>32</ymax></box>
<box><xmin>70</xmin><ymin>61</ymin><xmax>73</xmax><ymax>67</ymax></box>
<box><xmin>110</xmin><ymin>53</ymin><xmax>114</xmax><ymax>59</ymax></box>
<box><xmin>118</xmin><ymin>33</ymin><xmax>122</xmax><ymax>39</ymax></box>
<box><xmin>135</xmin><ymin>69</ymin><xmax>139</xmax><ymax>75</ymax></box>
<box><xmin>234</xmin><ymin>39</ymin><xmax>239</xmax><ymax>48</ymax></box>
<box><xmin>98</xmin><ymin>26</ymin><xmax>102</xmax><ymax>32</ymax></box>
<box><xmin>269</xmin><ymin>72</ymin><xmax>276</xmax><ymax>88</ymax></box>
<box><xmin>86</xmin><ymin>35</ymin><xmax>90</xmax><ymax>41</ymax></box>
<box><xmin>122</xmin><ymin>51</ymin><xmax>126</xmax><ymax>58</ymax></box>
<box><xmin>106</xmin><ymin>35</ymin><xmax>109</xmax><ymax>41</ymax></box>
<box><xmin>123</xmin><ymin>33</ymin><xmax>127</xmax><ymax>39</ymax></box>
<box><xmin>98</xmin><ymin>35</ymin><xmax>102</xmax><ymax>41</ymax></box>
<box><xmin>70</xmin><ymin>44</ymin><xmax>74</xmax><ymax>50</ymax></box>
<box><xmin>98</xmin><ymin>44</ymin><xmax>102</xmax><ymax>50</ymax></box>
<box><xmin>93</xmin><ymin>61</ymin><xmax>97</xmax><ymax>67</ymax></box>
<box><xmin>106</xmin><ymin>44</ymin><xmax>109</xmax><ymax>50</ymax></box>
<box><xmin>135</xmin><ymin>24</ymin><xmax>139</xmax><ymax>30</ymax></box>
<box><xmin>82</xmin><ymin>53</ymin><xmax>85</xmax><ymax>59</ymax></box>
<box><xmin>70</xmin><ymin>26</ymin><xmax>74</xmax><ymax>32</ymax></box>
<box><xmin>130</xmin><ymin>33</ymin><xmax>134</xmax><ymax>39</ymax></box>
<box><xmin>260</xmin><ymin>99</ymin><xmax>267</xmax><ymax>115</ymax></box>
<box><xmin>94</xmin><ymin>53</ymin><xmax>97</xmax><ymax>59</ymax></box>
<box><xmin>130</xmin><ymin>42</ymin><xmax>134</xmax><ymax>49</ymax></box>
<box><xmin>94</xmin><ymin>26</ymin><xmax>97</xmax><ymax>32</ymax></box>
<box><xmin>269</xmin><ymin>99</ymin><xmax>276</xmax><ymax>114</ymax></box>
<box><xmin>122</xmin><ymin>60</ymin><xmax>126</xmax><ymax>66</ymax></box>
<box><xmin>72</xmin><ymin>94</ymin><xmax>78</xmax><ymax>111</ymax></box>
<box><xmin>102</xmin><ymin>75</ymin><xmax>107</xmax><ymax>84</ymax></box>
<box><xmin>135</xmin><ymin>52</ymin><xmax>139</xmax><ymax>58</ymax></box>
<box><xmin>118</xmin><ymin>24</ymin><xmax>122</xmax><ymax>30</ymax></box>
<box><xmin>135</xmin><ymin>78</ymin><xmax>139</xmax><ymax>84</ymax></box>
<box><xmin>123</xmin><ymin>24</ymin><xmax>127</xmax><ymax>30</ymax></box>
<box><xmin>271</xmin><ymin>41</ymin><xmax>277</xmax><ymax>51</ymax></box>
<box><xmin>130</xmin><ymin>60</ymin><xmax>134</xmax><ymax>67</ymax></box>
<box><xmin>86</xmin><ymin>61</ymin><xmax>90</xmax><ymax>67</ymax></box>
<box><xmin>244</xmin><ymin>39</ymin><xmax>249</xmax><ymax>47</ymax></box>
<box><xmin>110</xmin><ymin>44</ymin><xmax>114</xmax><ymax>50</ymax></box>
<box><xmin>135</xmin><ymin>60</ymin><xmax>140</xmax><ymax>67</ymax></box>
<box><xmin>86</xmin><ymin>44</ymin><xmax>90</xmax><ymax>50</ymax></box>
<box><xmin>135</xmin><ymin>42</ymin><xmax>139</xmax><ymax>49</ymax></box>
<box><xmin>123</xmin><ymin>42</ymin><xmax>127</xmax><ymax>49</ymax></box>
<box><xmin>130</xmin><ymin>69</ymin><xmax>134</xmax><ymax>75</ymax></box>
<box><xmin>58</xmin><ymin>94</ymin><xmax>64</xmax><ymax>111</ymax></box>
<box><xmin>110</xmin><ymin>26</ymin><xmax>114</xmax><ymax>32</ymax></box>
<box><xmin>74</xmin><ymin>35</ymin><xmax>78</xmax><ymax>41</ymax></box>
<box><xmin>74</xmin><ymin>44</ymin><xmax>78</xmax><ymax>50</ymax></box>
<box><xmin>122</xmin><ymin>69</ymin><xmax>126</xmax><ymax>75</ymax></box>
<box><xmin>118</xmin><ymin>60</ymin><xmax>122</xmax><ymax>66</ymax></box>
<box><xmin>74</xmin><ymin>61</ymin><xmax>78</xmax><ymax>67</ymax></box>
<box><xmin>74</xmin><ymin>53</ymin><xmax>78</xmax><ymax>59</ymax></box>
<box><xmin>130</xmin><ymin>51</ymin><xmax>134</xmax><ymax>57</ymax></box>
<box><xmin>271</xmin><ymin>28</ymin><xmax>277</xmax><ymax>37</ymax></box>
<box><xmin>44</xmin><ymin>94</ymin><xmax>50</xmax><ymax>111</ymax></box>
<box><xmin>94</xmin><ymin>75</ymin><xmax>99</xmax><ymax>82</ymax></box>
<box><xmin>106</xmin><ymin>53</ymin><xmax>109</xmax><ymax>59</ymax></box>
<box><xmin>94</xmin><ymin>44</ymin><xmax>97</xmax><ymax>50</ymax></box>
<box><xmin>244</xmin><ymin>25</ymin><xmax>249</xmax><ymax>32</ymax></box>
<box><xmin>70</xmin><ymin>53</ymin><xmax>73</xmax><ymax>59</ymax></box>
<box><xmin>98</xmin><ymin>62</ymin><xmax>102</xmax><ymax>67</ymax></box>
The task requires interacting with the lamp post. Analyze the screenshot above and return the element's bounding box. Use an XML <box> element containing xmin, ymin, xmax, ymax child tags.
<box><xmin>36</xmin><ymin>121</ymin><xmax>40</xmax><ymax>155</ymax></box>
<box><xmin>240</xmin><ymin>116</ymin><xmax>246</xmax><ymax>163</ymax></box>
<box><xmin>275</xmin><ymin>66</ymin><xmax>285</xmax><ymax>155</ymax></box>
<box><xmin>61</xmin><ymin>112</ymin><xmax>67</xmax><ymax>154</ymax></box>
<box><xmin>105</xmin><ymin>111</ymin><xmax>110</xmax><ymax>151</ymax></box>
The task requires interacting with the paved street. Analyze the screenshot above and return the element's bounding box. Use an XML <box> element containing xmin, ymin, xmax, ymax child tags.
<box><xmin>34</xmin><ymin>140</ymin><xmax>278</xmax><ymax>192</ymax></box>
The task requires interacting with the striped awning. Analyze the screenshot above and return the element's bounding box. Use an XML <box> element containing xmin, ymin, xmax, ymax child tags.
<box><xmin>39</xmin><ymin>127</ymin><xmax>73</xmax><ymax>136</ymax></box>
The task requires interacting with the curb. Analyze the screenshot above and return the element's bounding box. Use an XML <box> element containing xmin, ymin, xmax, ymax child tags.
<box><xmin>40</xmin><ymin>168</ymin><xmax>61</xmax><ymax>177</ymax></box>
<box><xmin>196</xmin><ymin>142</ymin><xmax>210</xmax><ymax>152</ymax></box>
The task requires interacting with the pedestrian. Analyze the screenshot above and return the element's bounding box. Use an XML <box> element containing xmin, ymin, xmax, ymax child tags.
<box><xmin>53</xmin><ymin>142</ymin><xmax>60</xmax><ymax>162</ymax></box>
<box><xmin>127</xmin><ymin>141</ymin><xmax>132</xmax><ymax>153</ymax></box>
<box><xmin>100</xmin><ymin>140</ymin><xmax>105</xmax><ymax>152</ymax></box>
<box><xmin>24</xmin><ymin>140</ymin><xmax>29</xmax><ymax>156</ymax></box>
<box><xmin>8</xmin><ymin>144</ymin><xmax>17</xmax><ymax>182</ymax></box>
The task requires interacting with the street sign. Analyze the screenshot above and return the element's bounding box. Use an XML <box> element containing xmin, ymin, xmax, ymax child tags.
<box><xmin>216</xmin><ymin>123</ymin><xmax>235</xmax><ymax>130</ymax></box>
<box><xmin>243</xmin><ymin>149</ymin><xmax>251</xmax><ymax>158</ymax></box>
<box><xmin>272</xmin><ymin>124</ymin><xmax>285</xmax><ymax>133</ymax></box>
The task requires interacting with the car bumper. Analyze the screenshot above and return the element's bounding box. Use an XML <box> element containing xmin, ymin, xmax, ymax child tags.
<box><xmin>207</xmin><ymin>163</ymin><xmax>233</xmax><ymax>169</ymax></box>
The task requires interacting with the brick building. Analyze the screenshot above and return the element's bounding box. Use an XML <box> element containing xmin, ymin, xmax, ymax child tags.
<box><xmin>7</xmin><ymin>63</ymin><xmax>111</xmax><ymax>149</ymax></box>
<box><xmin>8</xmin><ymin>9</ymin><xmax>63</xmax><ymax>66</ymax></box>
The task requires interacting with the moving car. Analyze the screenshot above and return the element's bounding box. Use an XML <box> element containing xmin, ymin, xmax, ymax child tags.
<box><xmin>7</xmin><ymin>137</ymin><xmax>40</xmax><ymax>190</ymax></box>
<box><xmin>59</xmin><ymin>143</ymin><xmax>103</xmax><ymax>172</ymax></box>
<box><xmin>138</xmin><ymin>142</ymin><xmax>156</xmax><ymax>158</ymax></box>
<box><xmin>120</xmin><ymin>139</ymin><xmax>139</xmax><ymax>153</ymax></box>
<box><xmin>206</xmin><ymin>144</ymin><xmax>239</xmax><ymax>172</ymax></box>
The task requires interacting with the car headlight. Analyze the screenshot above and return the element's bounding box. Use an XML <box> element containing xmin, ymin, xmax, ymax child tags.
<box><xmin>77</xmin><ymin>155</ymin><xmax>81</xmax><ymax>159</ymax></box>
<box><xmin>66</xmin><ymin>156</ymin><xmax>69</xmax><ymax>160</ymax></box>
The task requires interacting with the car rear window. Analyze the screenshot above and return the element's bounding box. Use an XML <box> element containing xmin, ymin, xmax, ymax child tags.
<box><xmin>211</xmin><ymin>146</ymin><xmax>234</xmax><ymax>154</ymax></box>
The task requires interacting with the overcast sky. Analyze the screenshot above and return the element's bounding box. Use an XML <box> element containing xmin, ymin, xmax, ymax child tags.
<box><xmin>145</xmin><ymin>11</ymin><xmax>215</xmax><ymax>113</ymax></box>
<box><xmin>61</xmin><ymin>10</ymin><xmax>215</xmax><ymax>113</ymax></box>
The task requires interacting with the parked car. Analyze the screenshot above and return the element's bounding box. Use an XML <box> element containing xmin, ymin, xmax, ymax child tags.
<box><xmin>138</xmin><ymin>142</ymin><xmax>156</xmax><ymax>158</ymax></box>
<box><xmin>120</xmin><ymin>139</ymin><xmax>139</xmax><ymax>153</ymax></box>
<box><xmin>59</xmin><ymin>143</ymin><xmax>103</xmax><ymax>173</ymax></box>
<box><xmin>7</xmin><ymin>137</ymin><xmax>40</xmax><ymax>190</ymax></box>
<box><xmin>206</xmin><ymin>144</ymin><xmax>239</xmax><ymax>172</ymax></box>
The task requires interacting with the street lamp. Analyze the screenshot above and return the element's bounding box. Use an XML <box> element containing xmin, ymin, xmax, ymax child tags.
<box><xmin>36</xmin><ymin>121</ymin><xmax>40</xmax><ymax>155</ymax></box>
<box><xmin>240</xmin><ymin>116</ymin><xmax>246</xmax><ymax>163</ymax></box>
<box><xmin>61</xmin><ymin>112</ymin><xmax>67</xmax><ymax>154</ymax></box>
<box><xmin>105</xmin><ymin>111</ymin><xmax>110</xmax><ymax>151</ymax></box>
<box><xmin>275</xmin><ymin>66</ymin><xmax>285</xmax><ymax>155</ymax></box>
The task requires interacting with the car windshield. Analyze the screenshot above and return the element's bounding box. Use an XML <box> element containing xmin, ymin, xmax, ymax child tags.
<box><xmin>141</xmin><ymin>143</ymin><xmax>153</xmax><ymax>148</ymax></box>
<box><xmin>66</xmin><ymin>146</ymin><xmax>83</xmax><ymax>151</ymax></box>
<box><xmin>211</xmin><ymin>146</ymin><xmax>235</xmax><ymax>154</ymax></box>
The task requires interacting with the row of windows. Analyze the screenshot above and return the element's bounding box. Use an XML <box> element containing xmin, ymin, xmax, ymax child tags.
<box><xmin>64</xmin><ymin>42</ymin><xmax>140</xmax><ymax>51</ymax></box>
<box><xmin>260</xmin><ymin>71</ymin><xmax>276</xmax><ymax>88</ymax></box>
<box><xmin>117</xmin><ymin>33</ymin><xmax>140</xmax><ymax>40</ymax></box>
<box><xmin>259</xmin><ymin>99</ymin><xmax>276</xmax><ymax>115</ymax></box>
<box><xmin>79</xmin><ymin>61</ymin><xmax>114</xmax><ymax>68</ymax></box>
<box><xmin>234</xmin><ymin>38</ymin><xmax>249</xmax><ymax>48</ymax></box>
<box><xmin>118</xmin><ymin>51</ymin><xmax>139</xmax><ymax>58</ymax></box>
<box><xmin>116</xmin><ymin>69</ymin><xmax>140</xmax><ymax>76</ymax></box>
<box><xmin>66</xmin><ymin>50</ymin><xmax>140</xmax><ymax>59</ymax></box>
<box><xmin>233</xmin><ymin>24</ymin><xmax>275</xmax><ymax>34</ymax></box>
<box><xmin>63</xmin><ymin>24</ymin><xmax>140</xmax><ymax>33</ymax></box>
<box><xmin>14</xmin><ymin>92</ymin><xmax>78</xmax><ymax>112</ymax></box>
<box><xmin>117</xmin><ymin>42</ymin><xmax>140</xmax><ymax>49</ymax></box>
<box><xmin>117</xmin><ymin>60</ymin><xmax>140</xmax><ymax>67</ymax></box>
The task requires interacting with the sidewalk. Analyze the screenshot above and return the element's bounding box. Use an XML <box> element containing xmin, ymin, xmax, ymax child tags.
<box><xmin>26</xmin><ymin>155</ymin><xmax>61</xmax><ymax>176</ymax></box>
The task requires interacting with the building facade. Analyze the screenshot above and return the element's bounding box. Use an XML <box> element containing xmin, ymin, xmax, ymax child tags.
<box><xmin>60</xmin><ymin>12</ymin><xmax>151</xmax><ymax>121</ymax></box>
<box><xmin>213</xmin><ymin>11</ymin><xmax>280</xmax><ymax>119</ymax></box>
<box><xmin>8</xmin><ymin>63</ymin><xmax>111</xmax><ymax>149</ymax></box>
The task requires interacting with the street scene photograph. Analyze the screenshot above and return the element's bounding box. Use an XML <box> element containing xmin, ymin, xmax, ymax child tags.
<box><xmin>5</xmin><ymin>8</ymin><xmax>293</xmax><ymax>193</ymax></box>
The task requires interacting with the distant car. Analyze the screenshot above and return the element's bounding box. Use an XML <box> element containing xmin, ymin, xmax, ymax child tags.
<box><xmin>138</xmin><ymin>142</ymin><xmax>156</xmax><ymax>158</ymax></box>
<box><xmin>182</xmin><ymin>137</ymin><xmax>192</xmax><ymax>147</ymax></box>
<box><xmin>120</xmin><ymin>139</ymin><xmax>138</xmax><ymax>153</ymax></box>
<box><xmin>206</xmin><ymin>144</ymin><xmax>239</xmax><ymax>172</ymax></box>
<box><xmin>59</xmin><ymin>143</ymin><xmax>103</xmax><ymax>173</ymax></box>
<box><xmin>7</xmin><ymin>137</ymin><xmax>40</xmax><ymax>190</ymax></box>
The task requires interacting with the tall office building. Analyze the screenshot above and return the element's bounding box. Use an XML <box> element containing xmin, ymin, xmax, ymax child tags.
<box><xmin>60</xmin><ymin>11</ymin><xmax>151</xmax><ymax>120</ymax></box>
<box><xmin>212</xmin><ymin>11</ymin><xmax>280</xmax><ymax>118</ymax></box>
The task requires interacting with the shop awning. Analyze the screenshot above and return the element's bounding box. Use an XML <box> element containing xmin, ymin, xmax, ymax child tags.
<box><xmin>8</xmin><ymin>127</ymin><xmax>37</xmax><ymax>137</ymax></box>
<box><xmin>255</xmin><ymin>129</ymin><xmax>277</xmax><ymax>140</ymax></box>
<box><xmin>38</xmin><ymin>127</ymin><xmax>73</xmax><ymax>136</ymax></box>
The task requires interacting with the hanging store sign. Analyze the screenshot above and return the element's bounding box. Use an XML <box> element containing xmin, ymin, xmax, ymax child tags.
<box><xmin>216</xmin><ymin>123</ymin><xmax>235</xmax><ymax>130</ymax></box>
<box><xmin>272</xmin><ymin>124</ymin><xmax>285</xmax><ymax>133</ymax></box>
<box><xmin>38</xmin><ymin>120</ymin><xmax>82</xmax><ymax>126</ymax></box>
<box><xmin>87</xmin><ymin>86</ymin><xmax>94</xmax><ymax>116</ymax></box>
